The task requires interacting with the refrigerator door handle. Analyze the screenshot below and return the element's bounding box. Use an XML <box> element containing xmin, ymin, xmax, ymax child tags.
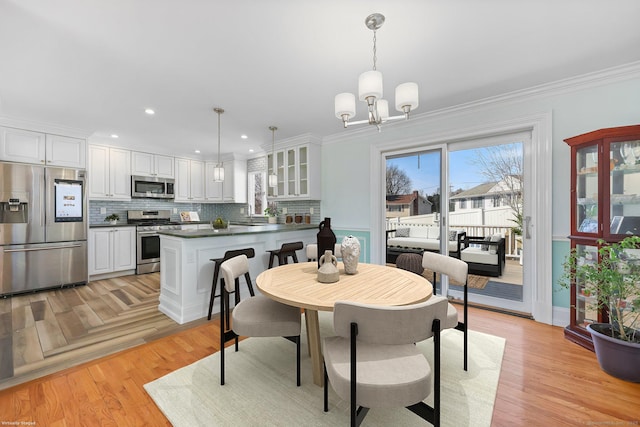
<box><xmin>3</xmin><ymin>244</ymin><xmax>84</xmax><ymax>253</ymax></box>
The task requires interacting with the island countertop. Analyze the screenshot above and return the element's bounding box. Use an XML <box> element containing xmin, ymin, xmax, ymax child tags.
<box><xmin>157</xmin><ymin>223</ymin><xmax>317</xmax><ymax>238</ymax></box>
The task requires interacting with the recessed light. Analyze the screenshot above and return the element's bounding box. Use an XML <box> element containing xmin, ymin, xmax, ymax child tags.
<box><xmin>145</xmin><ymin>108</ymin><xmax>155</xmax><ymax>115</ymax></box>
<box><xmin>249</xmin><ymin>149</ymin><xmax>254</xmax><ymax>153</ymax></box>
<box><xmin>194</xmin><ymin>149</ymin><xmax>201</xmax><ymax>154</ymax></box>
<box><xmin>110</xmin><ymin>134</ymin><xmax>119</xmax><ymax>138</ymax></box>
<box><xmin>241</xmin><ymin>134</ymin><xmax>248</xmax><ymax>139</ymax></box>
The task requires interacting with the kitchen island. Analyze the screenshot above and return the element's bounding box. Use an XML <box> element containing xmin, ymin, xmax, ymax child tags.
<box><xmin>158</xmin><ymin>224</ymin><xmax>317</xmax><ymax>324</ymax></box>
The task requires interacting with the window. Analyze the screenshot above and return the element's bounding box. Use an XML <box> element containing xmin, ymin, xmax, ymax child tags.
<box><xmin>472</xmin><ymin>198</ymin><xmax>483</xmax><ymax>209</ymax></box>
<box><xmin>247</xmin><ymin>171</ymin><xmax>267</xmax><ymax>216</ymax></box>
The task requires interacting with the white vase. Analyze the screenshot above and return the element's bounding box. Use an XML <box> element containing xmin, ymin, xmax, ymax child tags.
<box><xmin>341</xmin><ymin>235</ymin><xmax>361</xmax><ymax>274</ymax></box>
<box><xmin>268</xmin><ymin>216</ymin><xmax>277</xmax><ymax>224</ymax></box>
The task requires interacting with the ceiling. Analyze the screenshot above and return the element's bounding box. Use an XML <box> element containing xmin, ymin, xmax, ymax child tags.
<box><xmin>1</xmin><ymin>1</ymin><xmax>640</xmax><ymax>160</ymax></box>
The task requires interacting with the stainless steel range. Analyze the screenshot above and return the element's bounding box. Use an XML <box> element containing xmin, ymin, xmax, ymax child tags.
<box><xmin>127</xmin><ymin>210</ymin><xmax>180</xmax><ymax>274</ymax></box>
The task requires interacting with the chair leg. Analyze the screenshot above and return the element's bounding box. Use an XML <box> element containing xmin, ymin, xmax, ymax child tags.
<box><xmin>268</xmin><ymin>252</ymin><xmax>275</xmax><ymax>268</ymax></box>
<box><xmin>220</xmin><ymin>287</ymin><xmax>226</xmax><ymax>386</ymax></box>
<box><xmin>292</xmin><ymin>252</ymin><xmax>299</xmax><ymax>263</ymax></box>
<box><xmin>323</xmin><ymin>362</ymin><xmax>329</xmax><ymax>412</ymax></box>
<box><xmin>244</xmin><ymin>273</ymin><xmax>255</xmax><ymax>296</ymax></box>
<box><xmin>296</xmin><ymin>335</ymin><xmax>301</xmax><ymax>387</ymax></box>
<box><xmin>464</xmin><ymin>280</ymin><xmax>468</xmax><ymax>371</ymax></box>
<box><xmin>208</xmin><ymin>263</ymin><xmax>221</xmax><ymax>320</ymax></box>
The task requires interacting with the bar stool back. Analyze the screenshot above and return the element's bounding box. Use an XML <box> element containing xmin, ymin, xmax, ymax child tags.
<box><xmin>266</xmin><ymin>241</ymin><xmax>304</xmax><ymax>268</ymax></box>
<box><xmin>208</xmin><ymin>247</ymin><xmax>256</xmax><ymax>321</ymax></box>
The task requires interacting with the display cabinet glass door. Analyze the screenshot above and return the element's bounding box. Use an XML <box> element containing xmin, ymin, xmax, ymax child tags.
<box><xmin>276</xmin><ymin>151</ymin><xmax>285</xmax><ymax>196</ymax></box>
<box><xmin>572</xmin><ymin>243</ymin><xmax>602</xmax><ymax>330</ymax></box>
<box><xmin>298</xmin><ymin>146</ymin><xmax>308</xmax><ymax>197</ymax></box>
<box><xmin>608</xmin><ymin>138</ymin><xmax>640</xmax><ymax>238</ymax></box>
<box><xmin>287</xmin><ymin>148</ymin><xmax>297</xmax><ymax>196</ymax></box>
<box><xmin>576</xmin><ymin>143</ymin><xmax>599</xmax><ymax>235</ymax></box>
<box><xmin>267</xmin><ymin>153</ymin><xmax>276</xmax><ymax>198</ymax></box>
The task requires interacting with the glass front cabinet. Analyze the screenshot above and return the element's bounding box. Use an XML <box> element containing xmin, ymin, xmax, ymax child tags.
<box><xmin>564</xmin><ymin>124</ymin><xmax>640</xmax><ymax>350</ymax></box>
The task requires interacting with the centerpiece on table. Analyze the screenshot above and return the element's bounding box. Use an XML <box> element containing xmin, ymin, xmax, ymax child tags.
<box><xmin>561</xmin><ymin>235</ymin><xmax>640</xmax><ymax>382</ymax></box>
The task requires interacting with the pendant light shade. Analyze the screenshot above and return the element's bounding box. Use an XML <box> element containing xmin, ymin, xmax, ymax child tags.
<box><xmin>213</xmin><ymin>107</ymin><xmax>224</xmax><ymax>182</ymax></box>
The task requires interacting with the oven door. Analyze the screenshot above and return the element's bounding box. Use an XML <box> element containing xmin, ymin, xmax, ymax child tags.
<box><xmin>137</xmin><ymin>230</ymin><xmax>161</xmax><ymax>274</ymax></box>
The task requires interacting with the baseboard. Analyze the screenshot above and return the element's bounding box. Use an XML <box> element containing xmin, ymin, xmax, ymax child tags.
<box><xmin>552</xmin><ymin>306</ymin><xmax>570</xmax><ymax>327</ymax></box>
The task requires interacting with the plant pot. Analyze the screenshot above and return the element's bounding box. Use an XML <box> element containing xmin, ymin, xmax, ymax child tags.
<box><xmin>587</xmin><ymin>323</ymin><xmax>640</xmax><ymax>382</ymax></box>
<box><xmin>268</xmin><ymin>216</ymin><xmax>277</xmax><ymax>224</ymax></box>
<box><xmin>109</xmin><ymin>220</ymin><xmax>117</xmax><ymax>225</ymax></box>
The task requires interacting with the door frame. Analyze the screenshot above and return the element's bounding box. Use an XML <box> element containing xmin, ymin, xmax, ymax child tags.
<box><xmin>370</xmin><ymin>112</ymin><xmax>553</xmax><ymax>324</ymax></box>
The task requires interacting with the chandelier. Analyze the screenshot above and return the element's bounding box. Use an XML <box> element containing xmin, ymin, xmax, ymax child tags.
<box><xmin>213</xmin><ymin>107</ymin><xmax>224</xmax><ymax>182</ymax></box>
<box><xmin>334</xmin><ymin>13</ymin><xmax>419</xmax><ymax>131</ymax></box>
<box><xmin>268</xmin><ymin>126</ymin><xmax>278</xmax><ymax>187</ymax></box>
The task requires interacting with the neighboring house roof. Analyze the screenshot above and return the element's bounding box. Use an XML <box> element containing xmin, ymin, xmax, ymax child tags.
<box><xmin>450</xmin><ymin>176</ymin><xmax>522</xmax><ymax>200</ymax></box>
<box><xmin>386</xmin><ymin>191</ymin><xmax>432</xmax><ymax>206</ymax></box>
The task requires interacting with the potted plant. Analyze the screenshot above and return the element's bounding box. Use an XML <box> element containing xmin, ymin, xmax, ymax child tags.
<box><xmin>561</xmin><ymin>235</ymin><xmax>640</xmax><ymax>382</ymax></box>
<box><xmin>104</xmin><ymin>213</ymin><xmax>120</xmax><ymax>225</ymax></box>
<box><xmin>264</xmin><ymin>204</ymin><xmax>280</xmax><ymax>224</ymax></box>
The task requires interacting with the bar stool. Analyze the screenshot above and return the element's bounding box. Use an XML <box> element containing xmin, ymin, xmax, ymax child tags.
<box><xmin>207</xmin><ymin>247</ymin><xmax>256</xmax><ymax>321</ymax></box>
<box><xmin>266</xmin><ymin>241</ymin><xmax>304</xmax><ymax>268</ymax></box>
<box><xmin>305</xmin><ymin>243</ymin><xmax>342</xmax><ymax>262</ymax></box>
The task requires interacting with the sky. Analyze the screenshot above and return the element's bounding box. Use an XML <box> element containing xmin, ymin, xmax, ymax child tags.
<box><xmin>386</xmin><ymin>143</ymin><xmax>523</xmax><ymax>196</ymax></box>
<box><xmin>387</xmin><ymin>150</ymin><xmax>486</xmax><ymax>196</ymax></box>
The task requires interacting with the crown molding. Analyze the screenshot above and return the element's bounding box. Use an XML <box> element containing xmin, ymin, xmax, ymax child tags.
<box><xmin>0</xmin><ymin>114</ymin><xmax>92</xmax><ymax>138</ymax></box>
<box><xmin>323</xmin><ymin>61</ymin><xmax>640</xmax><ymax>145</ymax></box>
<box><xmin>259</xmin><ymin>132</ymin><xmax>322</xmax><ymax>152</ymax></box>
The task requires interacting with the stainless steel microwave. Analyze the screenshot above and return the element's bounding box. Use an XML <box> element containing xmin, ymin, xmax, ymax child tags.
<box><xmin>131</xmin><ymin>175</ymin><xmax>175</xmax><ymax>199</ymax></box>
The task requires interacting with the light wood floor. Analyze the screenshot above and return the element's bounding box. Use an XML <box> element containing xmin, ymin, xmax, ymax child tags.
<box><xmin>0</xmin><ymin>273</ymin><xmax>204</xmax><ymax>390</ymax></box>
<box><xmin>1</xmin><ymin>275</ymin><xmax>639</xmax><ymax>425</ymax></box>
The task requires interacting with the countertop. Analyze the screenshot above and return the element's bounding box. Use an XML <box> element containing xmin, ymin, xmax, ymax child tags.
<box><xmin>158</xmin><ymin>223</ymin><xmax>317</xmax><ymax>238</ymax></box>
<box><xmin>89</xmin><ymin>222</ymin><xmax>137</xmax><ymax>228</ymax></box>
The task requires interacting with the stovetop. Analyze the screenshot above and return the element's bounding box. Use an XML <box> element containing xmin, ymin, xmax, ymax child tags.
<box><xmin>127</xmin><ymin>209</ymin><xmax>181</xmax><ymax>231</ymax></box>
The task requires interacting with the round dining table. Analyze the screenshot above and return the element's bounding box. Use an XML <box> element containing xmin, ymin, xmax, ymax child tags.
<box><xmin>256</xmin><ymin>261</ymin><xmax>433</xmax><ymax>386</ymax></box>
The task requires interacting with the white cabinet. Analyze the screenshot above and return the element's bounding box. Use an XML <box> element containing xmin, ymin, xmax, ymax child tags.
<box><xmin>204</xmin><ymin>158</ymin><xmax>247</xmax><ymax>203</ymax></box>
<box><xmin>88</xmin><ymin>227</ymin><xmax>136</xmax><ymax>276</ymax></box>
<box><xmin>0</xmin><ymin>126</ymin><xmax>86</xmax><ymax>168</ymax></box>
<box><xmin>222</xmin><ymin>159</ymin><xmax>247</xmax><ymax>203</ymax></box>
<box><xmin>267</xmin><ymin>143</ymin><xmax>320</xmax><ymax>200</ymax></box>
<box><xmin>45</xmin><ymin>134</ymin><xmax>86</xmax><ymax>168</ymax></box>
<box><xmin>131</xmin><ymin>151</ymin><xmax>174</xmax><ymax>178</ymax></box>
<box><xmin>88</xmin><ymin>145</ymin><xmax>131</xmax><ymax>200</ymax></box>
<box><xmin>175</xmin><ymin>158</ymin><xmax>204</xmax><ymax>202</ymax></box>
<box><xmin>204</xmin><ymin>162</ymin><xmax>223</xmax><ymax>202</ymax></box>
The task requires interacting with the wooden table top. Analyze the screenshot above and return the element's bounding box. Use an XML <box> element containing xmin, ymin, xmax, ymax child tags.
<box><xmin>256</xmin><ymin>262</ymin><xmax>433</xmax><ymax>311</ymax></box>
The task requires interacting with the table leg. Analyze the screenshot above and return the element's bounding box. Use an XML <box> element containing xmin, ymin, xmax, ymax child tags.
<box><xmin>304</xmin><ymin>309</ymin><xmax>323</xmax><ymax>387</ymax></box>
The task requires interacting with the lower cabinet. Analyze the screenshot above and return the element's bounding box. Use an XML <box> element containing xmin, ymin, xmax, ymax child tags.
<box><xmin>89</xmin><ymin>227</ymin><xmax>136</xmax><ymax>277</ymax></box>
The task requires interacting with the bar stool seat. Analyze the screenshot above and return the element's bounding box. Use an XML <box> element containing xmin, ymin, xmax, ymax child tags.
<box><xmin>267</xmin><ymin>241</ymin><xmax>304</xmax><ymax>268</ymax></box>
<box><xmin>208</xmin><ymin>247</ymin><xmax>256</xmax><ymax>321</ymax></box>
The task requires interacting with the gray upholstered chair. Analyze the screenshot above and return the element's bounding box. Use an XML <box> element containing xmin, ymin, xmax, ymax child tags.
<box><xmin>422</xmin><ymin>251</ymin><xmax>469</xmax><ymax>371</ymax></box>
<box><xmin>323</xmin><ymin>298</ymin><xmax>448</xmax><ymax>427</ymax></box>
<box><xmin>305</xmin><ymin>243</ymin><xmax>342</xmax><ymax>261</ymax></box>
<box><xmin>219</xmin><ymin>254</ymin><xmax>302</xmax><ymax>386</ymax></box>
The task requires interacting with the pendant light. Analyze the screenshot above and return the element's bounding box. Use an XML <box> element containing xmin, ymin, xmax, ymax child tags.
<box><xmin>213</xmin><ymin>107</ymin><xmax>224</xmax><ymax>182</ymax></box>
<box><xmin>268</xmin><ymin>126</ymin><xmax>278</xmax><ymax>187</ymax></box>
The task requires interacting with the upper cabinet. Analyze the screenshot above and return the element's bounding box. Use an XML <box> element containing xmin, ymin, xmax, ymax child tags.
<box><xmin>267</xmin><ymin>138</ymin><xmax>320</xmax><ymax>200</ymax></box>
<box><xmin>203</xmin><ymin>157</ymin><xmax>247</xmax><ymax>203</ymax></box>
<box><xmin>88</xmin><ymin>145</ymin><xmax>131</xmax><ymax>200</ymax></box>
<box><xmin>131</xmin><ymin>151</ymin><xmax>174</xmax><ymax>178</ymax></box>
<box><xmin>175</xmin><ymin>158</ymin><xmax>204</xmax><ymax>202</ymax></box>
<box><xmin>223</xmin><ymin>158</ymin><xmax>247</xmax><ymax>203</ymax></box>
<box><xmin>0</xmin><ymin>126</ymin><xmax>86</xmax><ymax>168</ymax></box>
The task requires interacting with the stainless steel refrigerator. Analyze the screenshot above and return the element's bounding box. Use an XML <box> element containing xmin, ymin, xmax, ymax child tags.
<box><xmin>0</xmin><ymin>162</ymin><xmax>87</xmax><ymax>296</ymax></box>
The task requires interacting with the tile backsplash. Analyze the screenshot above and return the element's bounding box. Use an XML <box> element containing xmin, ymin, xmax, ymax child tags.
<box><xmin>89</xmin><ymin>199</ymin><xmax>321</xmax><ymax>225</ymax></box>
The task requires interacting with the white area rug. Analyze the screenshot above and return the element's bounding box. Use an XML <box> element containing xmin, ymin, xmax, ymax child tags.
<box><xmin>144</xmin><ymin>312</ymin><xmax>505</xmax><ymax>426</ymax></box>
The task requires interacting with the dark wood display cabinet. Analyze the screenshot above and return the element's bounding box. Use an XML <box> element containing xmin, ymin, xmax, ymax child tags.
<box><xmin>563</xmin><ymin>124</ymin><xmax>640</xmax><ymax>350</ymax></box>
